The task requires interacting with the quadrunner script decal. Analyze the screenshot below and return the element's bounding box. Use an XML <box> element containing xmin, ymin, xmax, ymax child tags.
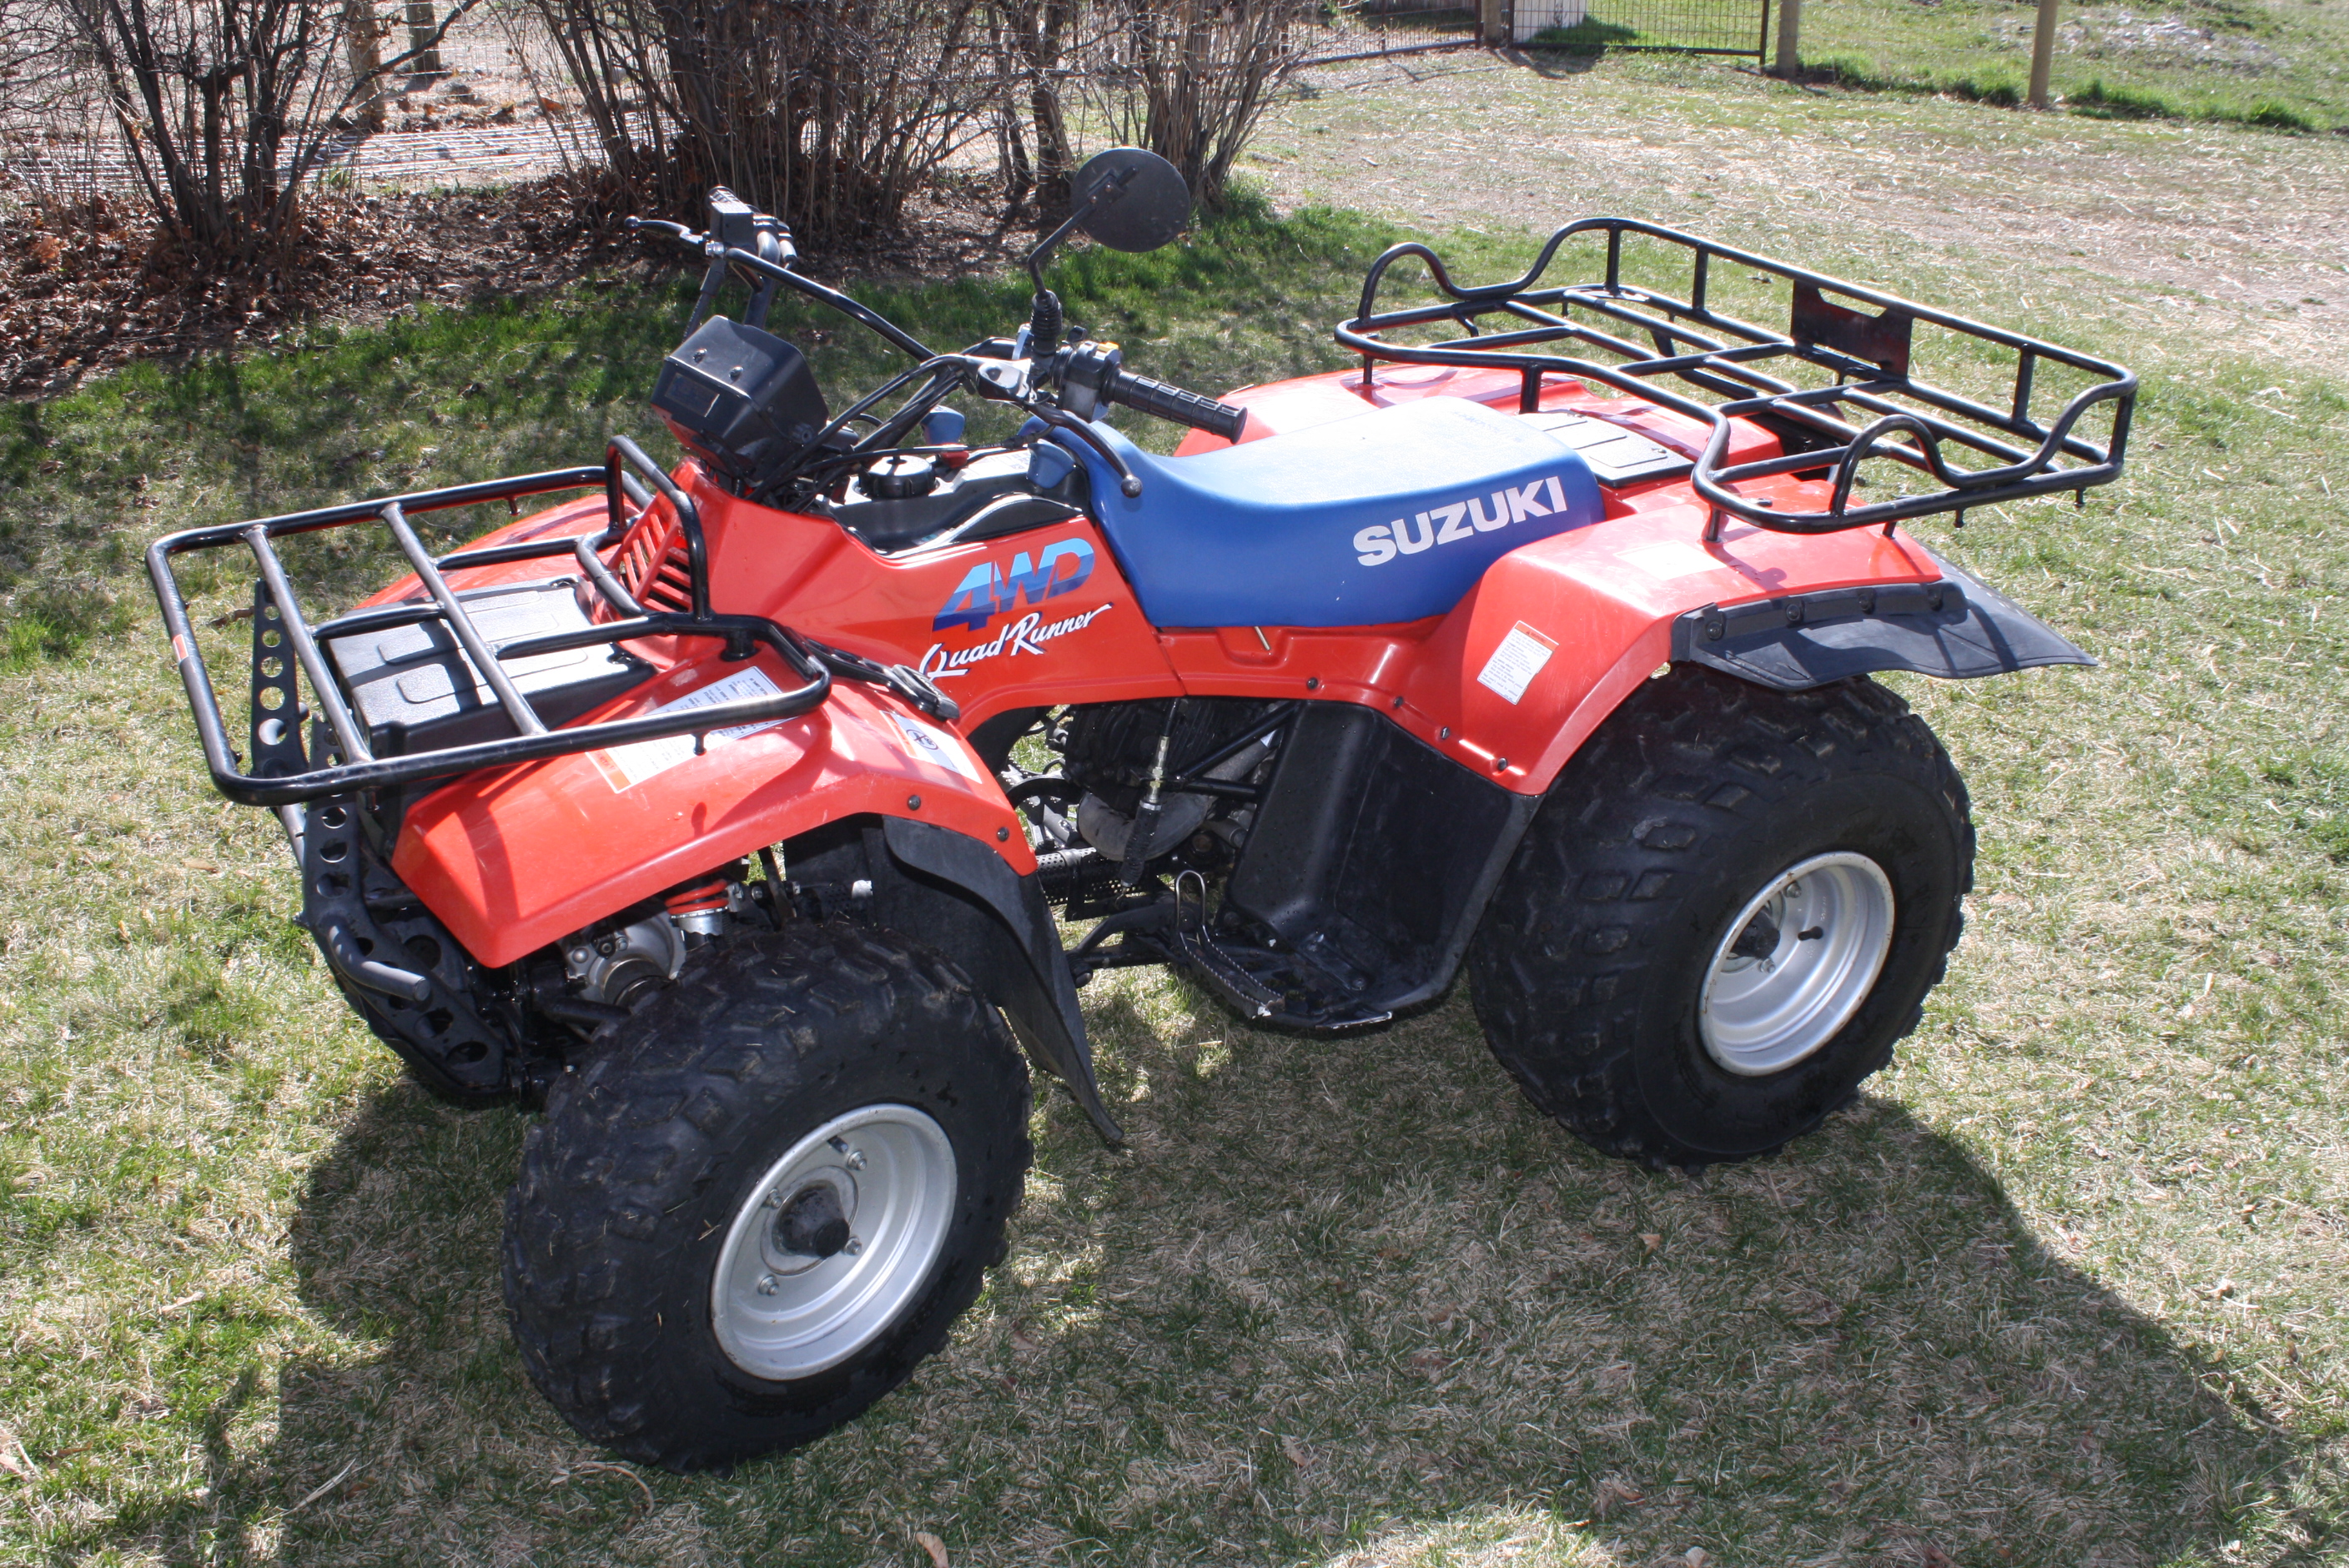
<box><xmin>919</xmin><ymin>602</ymin><xmax>1113</xmax><ymax>680</ymax></box>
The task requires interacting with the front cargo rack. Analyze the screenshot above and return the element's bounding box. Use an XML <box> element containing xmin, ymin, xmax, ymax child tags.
<box><xmin>1336</xmin><ymin>218</ymin><xmax>2136</xmax><ymax>536</ymax></box>
<box><xmin>148</xmin><ymin>436</ymin><xmax>884</xmax><ymax>810</ymax></box>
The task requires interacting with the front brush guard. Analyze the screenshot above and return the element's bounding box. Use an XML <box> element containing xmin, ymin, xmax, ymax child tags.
<box><xmin>301</xmin><ymin>792</ymin><xmax>524</xmax><ymax>1099</ymax></box>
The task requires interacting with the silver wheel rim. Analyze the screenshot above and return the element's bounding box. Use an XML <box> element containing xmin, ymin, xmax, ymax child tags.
<box><xmin>1698</xmin><ymin>851</ymin><xmax>1896</xmax><ymax>1077</ymax></box>
<box><xmin>710</xmin><ymin>1104</ymin><xmax>956</xmax><ymax>1381</ymax></box>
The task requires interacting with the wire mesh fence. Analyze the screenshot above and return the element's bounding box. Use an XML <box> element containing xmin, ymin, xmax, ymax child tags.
<box><xmin>1511</xmin><ymin>0</ymin><xmax>1768</xmax><ymax>55</ymax></box>
<box><xmin>1290</xmin><ymin>0</ymin><xmax>1768</xmax><ymax>66</ymax></box>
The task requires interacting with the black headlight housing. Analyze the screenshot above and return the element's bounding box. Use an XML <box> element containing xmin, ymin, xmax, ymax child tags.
<box><xmin>650</xmin><ymin>315</ymin><xmax>829</xmax><ymax>494</ymax></box>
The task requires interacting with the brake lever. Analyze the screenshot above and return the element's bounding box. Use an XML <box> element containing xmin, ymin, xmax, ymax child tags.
<box><xmin>626</xmin><ymin>218</ymin><xmax>703</xmax><ymax>249</ymax></box>
<box><xmin>1019</xmin><ymin>400</ymin><xmax>1144</xmax><ymax>498</ymax></box>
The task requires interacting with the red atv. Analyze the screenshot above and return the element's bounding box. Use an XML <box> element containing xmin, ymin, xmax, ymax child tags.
<box><xmin>148</xmin><ymin>151</ymin><xmax>2134</xmax><ymax>1471</ymax></box>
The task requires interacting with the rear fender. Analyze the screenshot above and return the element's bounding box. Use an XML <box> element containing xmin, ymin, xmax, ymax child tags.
<box><xmin>1229</xmin><ymin>509</ymin><xmax>2086</xmax><ymax>1015</ymax></box>
<box><xmin>1399</xmin><ymin>505</ymin><xmax>2089</xmax><ymax>796</ymax></box>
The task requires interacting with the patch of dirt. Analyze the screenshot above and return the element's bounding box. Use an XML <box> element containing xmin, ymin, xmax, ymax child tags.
<box><xmin>1253</xmin><ymin>53</ymin><xmax>2349</xmax><ymax>379</ymax></box>
<box><xmin>0</xmin><ymin>173</ymin><xmax>1032</xmax><ymax>401</ymax></box>
<box><xmin>1990</xmin><ymin>11</ymin><xmax>2291</xmax><ymax>73</ymax></box>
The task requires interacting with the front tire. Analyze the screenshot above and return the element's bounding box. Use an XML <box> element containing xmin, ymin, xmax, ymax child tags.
<box><xmin>502</xmin><ymin>923</ymin><xmax>1031</xmax><ymax>1471</ymax></box>
<box><xmin>1469</xmin><ymin>668</ymin><xmax>1973</xmax><ymax>1171</ymax></box>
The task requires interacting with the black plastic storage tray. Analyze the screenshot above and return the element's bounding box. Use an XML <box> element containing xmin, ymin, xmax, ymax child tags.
<box><xmin>1335</xmin><ymin>219</ymin><xmax>2136</xmax><ymax>536</ymax></box>
<box><xmin>325</xmin><ymin>577</ymin><xmax>656</xmax><ymax>759</ymax></box>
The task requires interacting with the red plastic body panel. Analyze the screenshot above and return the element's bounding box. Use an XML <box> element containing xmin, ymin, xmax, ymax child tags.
<box><xmin>363</xmin><ymin>356</ymin><xmax>1953</xmax><ymax>965</ymax></box>
<box><xmin>1172</xmin><ymin>363</ymin><xmax>1780</xmax><ymax>479</ymax></box>
<box><xmin>390</xmin><ymin>647</ymin><xmax>1028</xmax><ymax>968</ymax></box>
<box><xmin>693</xmin><ymin>487</ymin><xmax>1185</xmax><ymax>728</ymax></box>
<box><xmin>1156</xmin><ymin>505</ymin><xmax>1938</xmax><ymax>795</ymax></box>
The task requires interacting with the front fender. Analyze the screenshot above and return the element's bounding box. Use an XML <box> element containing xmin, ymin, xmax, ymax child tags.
<box><xmin>391</xmin><ymin>652</ymin><xmax>1029</xmax><ymax>969</ymax></box>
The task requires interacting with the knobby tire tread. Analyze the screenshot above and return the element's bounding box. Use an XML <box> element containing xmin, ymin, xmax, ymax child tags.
<box><xmin>502</xmin><ymin>922</ymin><xmax>1031</xmax><ymax>1470</ymax></box>
<box><xmin>1471</xmin><ymin>669</ymin><xmax>1974</xmax><ymax>1170</ymax></box>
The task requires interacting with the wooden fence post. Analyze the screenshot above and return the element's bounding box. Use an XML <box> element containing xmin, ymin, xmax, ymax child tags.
<box><xmin>1479</xmin><ymin>0</ymin><xmax>1507</xmax><ymax>47</ymax></box>
<box><xmin>2027</xmin><ymin>0</ymin><xmax>2061</xmax><ymax>107</ymax></box>
<box><xmin>344</xmin><ymin>0</ymin><xmax>386</xmax><ymax>128</ymax></box>
<box><xmin>403</xmin><ymin>0</ymin><xmax>445</xmax><ymax>81</ymax></box>
<box><xmin>1771</xmin><ymin>0</ymin><xmax>1801</xmax><ymax>77</ymax></box>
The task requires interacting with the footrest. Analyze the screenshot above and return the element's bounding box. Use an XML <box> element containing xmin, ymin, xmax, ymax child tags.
<box><xmin>1168</xmin><ymin>872</ymin><xmax>1392</xmax><ymax>1033</ymax></box>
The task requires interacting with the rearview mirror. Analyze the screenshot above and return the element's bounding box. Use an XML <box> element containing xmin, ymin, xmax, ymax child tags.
<box><xmin>1070</xmin><ymin>148</ymin><xmax>1191</xmax><ymax>254</ymax></box>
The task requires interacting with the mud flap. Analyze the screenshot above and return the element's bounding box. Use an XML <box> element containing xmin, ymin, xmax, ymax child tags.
<box><xmin>787</xmin><ymin>816</ymin><xmax>1123</xmax><ymax>1146</ymax></box>
<box><xmin>1668</xmin><ymin>552</ymin><xmax>2094</xmax><ymax>691</ymax></box>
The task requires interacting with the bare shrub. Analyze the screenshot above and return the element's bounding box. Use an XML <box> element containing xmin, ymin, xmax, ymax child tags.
<box><xmin>1073</xmin><ymin>0</ymin><xmax>1313</xmax><ymax>211</ymax></box>
<box><xmin>526</xmin><ymin>0</ymin><xmax>994</xmax><ymax>249</ymax></box>
<box><xmin>986</xmin><ymin>0</ymin><xmax>1079</xmax><ymax>211</ymax></box>
<box><xmin>48</xmin><ymin>0</ymin><xmax>471</xmax><ymax>264</ymax></box>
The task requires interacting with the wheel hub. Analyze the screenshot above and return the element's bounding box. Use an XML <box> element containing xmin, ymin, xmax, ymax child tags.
<box><xmin>710</xmin><ymin>1104</ymin><xmax>956</xmax><ymax>1380</ymax></box>
<box><xmin>1698</xmin><ymin>852</ymin><xmax>1896</xmax><ymax>1077</ymax></box>
<box><xmin>775</xmin><ymin>1183</ymin><xmax>852</xmax><ymax>1259</ymax></box>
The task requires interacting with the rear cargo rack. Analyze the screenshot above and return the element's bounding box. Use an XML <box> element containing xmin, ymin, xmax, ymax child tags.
<box><xmin>148</xmin><ymin>437</ymin><xmax>833</xmax><ymax>808</ymax></box>
<box><xmin>1335</xmin><ymin>218</ymin><xmax>2136</xmax><ymax>536</ymax></box>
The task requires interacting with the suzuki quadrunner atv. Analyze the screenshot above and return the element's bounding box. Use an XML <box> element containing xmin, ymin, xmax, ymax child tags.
<box><xmin>148</xmin><ymin>151</ymin><xmax>2135</xmax><ymax>1471</ymax></box>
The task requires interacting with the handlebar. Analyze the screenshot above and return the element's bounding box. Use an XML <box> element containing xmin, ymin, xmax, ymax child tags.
<box><xmin>1102</xmin><ymin>369</ymin><xmax>1249</xmax><ymax>444</ymax></box>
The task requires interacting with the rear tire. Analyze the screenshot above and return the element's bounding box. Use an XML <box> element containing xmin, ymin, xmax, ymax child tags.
<box><xmin>1469</xmin><ymin>668</ymin><xmax>1973</xmax><ymax>1171</ymax></box>
<box><xmin>502</xmin><ymin>923</ymin><xmax>1031</xmax><ymax>1471</ymax></box>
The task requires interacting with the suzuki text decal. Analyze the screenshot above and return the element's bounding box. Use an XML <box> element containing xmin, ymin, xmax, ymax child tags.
<box><xmin>933</xmin><ymin>536</ymin><xmax>1095</xmax><ymax>631</ymax></box>
<box><xmin>1351</xmin><ymin>476</ymin><xmax>1574</xmax><ymax>566</ymax></box>
<box><xmin>920</xmin><ymin>603</ymin><xmax>1113</xmax><ymax>681</ymax></box>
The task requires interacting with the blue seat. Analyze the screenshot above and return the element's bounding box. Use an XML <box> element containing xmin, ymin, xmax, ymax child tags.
<box><xmin>1059</xmin><ymin>396</ymin><xmax>1604</xmax><ymax>630</ymax></box>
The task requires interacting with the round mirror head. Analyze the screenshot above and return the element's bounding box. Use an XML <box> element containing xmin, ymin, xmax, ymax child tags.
<box><xmin>1071</xmin><ymin>148</ymin><xmax>1191</xmax><ymax>253</ymax></box>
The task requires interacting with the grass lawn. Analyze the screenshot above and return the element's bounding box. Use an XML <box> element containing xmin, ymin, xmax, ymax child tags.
<box><xmin>1522</xmin><ymin>0</ymin><xmax>2349</xmax><ymax>131</ymax></box>
<box><xmin>3</xmin><ymin>56</ymin><xmax>2347</xmax><ymax>1568</ymax></box>
<box><xmin>1795</xmin><ymin>0</ymin><xmax>2349</xmax><ymax>131</ymax></box>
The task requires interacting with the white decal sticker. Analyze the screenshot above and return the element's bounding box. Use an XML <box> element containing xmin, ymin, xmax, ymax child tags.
<box><xmin>917</xmin><ymin>602</ymin><xmax>1113</xmax><ymax>681</ymax></box>
<box><xmin>1618</xmin><ymin>540</ymin><xmax>1723</xmax><ymax>580</ymax></box>
<box><xmin>1476</xmin><ymin>622</ymin><xmax>1559</xmax><ymax>706</ymax></box>
<box><xmin>888</xmin><ymin>713</ymin><xmax>983</xmax><ymax>783</ymax></box>
<box><xmin>592</xmin><ymin>666</ymin><xmax>789</xmax><ymax>792</ymax></box>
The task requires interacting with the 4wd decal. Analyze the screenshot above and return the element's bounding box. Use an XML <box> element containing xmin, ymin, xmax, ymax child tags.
<box><xmin>933</xmin><ymin>536</ymin><xmax>1095</xmax><ymax>631</ymax></box>
<box><xmin>919</xmin><ymin>603</ymin><xmax>1114</xmax><ymax>680</ymax></box>
<box><xmin>1351</xmin><ymin>475</ymin><xmax>1575</xmax><ymax>567</ymax></box>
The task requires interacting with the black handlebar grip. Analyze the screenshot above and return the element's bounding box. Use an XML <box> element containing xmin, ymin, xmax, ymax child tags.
<box><xmin>1104</xmin><ymin>369</ymin><xmax>1249</xmax><ymax>445</ymax></box>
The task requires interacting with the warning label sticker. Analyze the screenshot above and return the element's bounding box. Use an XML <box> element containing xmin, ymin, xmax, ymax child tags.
<box><xmin>591</xmin><ymin>666</ymin><xmax>790</xmax><ymax>792</ymax></box>
<box><xmin>1617</xmin><ymin>540</ymin><xmax>1722</xmax><ymax>580</ymax></box>
<box><xmin>1476</xmin><ymin>621</ymin><xmax>1559</xmax><ymax>706</ymax></box>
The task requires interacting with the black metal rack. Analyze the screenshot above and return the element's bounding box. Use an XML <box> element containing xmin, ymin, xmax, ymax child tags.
<box><xmin>148</xmin><ymin>436</ymin><xmax>834</xmax><ymax>809</ymax></box>
<box><xmin>1335</xmin><ymin>218</ymin><xmax>2137</xmax><ymax>536</ymax></box>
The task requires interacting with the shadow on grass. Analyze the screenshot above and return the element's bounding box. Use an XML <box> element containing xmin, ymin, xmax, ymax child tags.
<box><xmin>102</xmin><ymin>975</ymin><xmax>2309</xmax><ymax>1566</ymax></box>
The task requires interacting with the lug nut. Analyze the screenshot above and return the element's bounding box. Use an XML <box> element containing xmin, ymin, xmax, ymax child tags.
<box><xmin>757</xmin><ymin>1274</ymin><xmax>778</xmax><ymax>1295</ymax></box>
<box><xmin>844</xmin><ymin>1237</ymin><xmax>864</xmax><ymax>1256</ymax></box>
<box><xmin>844</xmin><ymin>1148</ymin><xmax>867</xmax><ymax>1170</ymax></box>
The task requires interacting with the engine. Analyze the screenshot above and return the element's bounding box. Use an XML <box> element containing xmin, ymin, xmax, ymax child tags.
<box><xmin>1049</xmin><ymin>697</ymin><xmax>1283</xmax><ymax>877</ymax></box>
